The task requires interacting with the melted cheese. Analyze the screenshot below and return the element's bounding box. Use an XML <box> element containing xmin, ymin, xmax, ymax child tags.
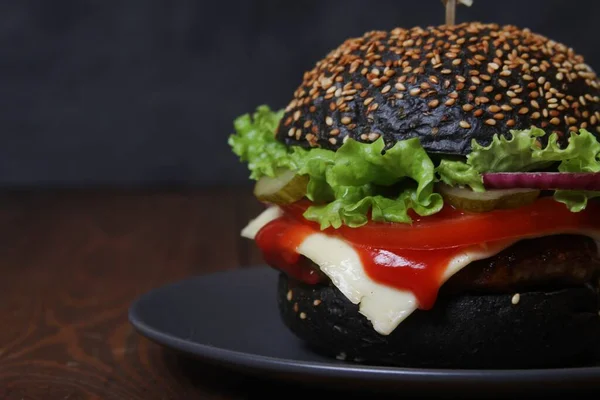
<box><xmin>242</xmin><ymin>206</ymin><xmax>598</xmax><ymax>335</ymax></box>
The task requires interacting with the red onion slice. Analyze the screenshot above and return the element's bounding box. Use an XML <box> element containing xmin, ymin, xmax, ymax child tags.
<box><xmin>482</xmin><ymin>172</ymin><xmax>600</xmax><ymax>191</ymax></box>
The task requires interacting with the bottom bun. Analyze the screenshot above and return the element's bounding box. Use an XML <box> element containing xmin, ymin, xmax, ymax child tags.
<box><xmin>277</xmin><ymin>273</ymin><xmax>600</xmax><ymax>369</ymax></box>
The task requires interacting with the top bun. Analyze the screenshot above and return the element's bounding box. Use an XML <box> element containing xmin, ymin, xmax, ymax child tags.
<box><xmin>275</xmin><ymin>22</ymin><xmax>600</xmax><ymax>155</ymax></box>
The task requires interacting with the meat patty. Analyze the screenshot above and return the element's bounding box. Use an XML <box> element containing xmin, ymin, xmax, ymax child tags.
<box><xmin>441</xmin><ymin>235</ymin><xmax>600</xmax><ymax>294</ymax></box>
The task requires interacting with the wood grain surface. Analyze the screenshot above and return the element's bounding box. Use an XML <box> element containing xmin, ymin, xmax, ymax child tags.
<box><xmin>0</xmin><ymin>187</ymin><xmax>288</xmax><ymax>399</ymax></box>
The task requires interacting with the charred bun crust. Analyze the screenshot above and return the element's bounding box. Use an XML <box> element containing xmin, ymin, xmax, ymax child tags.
<box><xmin>278</xmin><ymin>273</ymin><xmax>600</xmax><ymax>369</ymax></box>
<box><xmin>276</xmin><ymin>23</ymin><xmax>600</xmax><ymax>155</ymax></box>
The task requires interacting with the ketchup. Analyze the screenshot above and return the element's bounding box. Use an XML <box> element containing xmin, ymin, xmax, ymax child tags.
<box><xmin>254</xmin><ymin>216</ymin><xmax>324</xmax><ymax>285</ymax></box>
<box><xmin>254</xmin><ymin>212</ymin><xmax>467</xmax><ymax>309</ymax></box>
<box><xmin>356</xmin><ymin>246</ymin><xmax>462</xmax><ymax>309</ymax></box>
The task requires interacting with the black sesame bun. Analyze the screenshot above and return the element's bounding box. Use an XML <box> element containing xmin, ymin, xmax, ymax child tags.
<box><xmin>278</xmin><ymin>273</ymin><xmax>600</xmax><ymax>369</ymax></box>
<box><xmin>275</xmin><ymin>22</ymin><xmax>600</xmax><ymax>155</ymax></box>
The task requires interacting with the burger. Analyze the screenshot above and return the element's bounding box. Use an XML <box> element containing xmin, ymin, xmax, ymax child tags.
<box><xmin>228</xmin><ymin>22</ymin><xmax>600</xmax><ymax>369</ymax></box>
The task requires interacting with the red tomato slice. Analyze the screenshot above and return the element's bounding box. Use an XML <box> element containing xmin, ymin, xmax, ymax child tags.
<box><xmin>282</xmin><ymin>197</ymin><xmax>600</xmax><ymax>250</ymax></box>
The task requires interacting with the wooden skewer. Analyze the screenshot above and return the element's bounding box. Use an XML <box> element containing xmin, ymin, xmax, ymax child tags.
<box><xmin>443</xmin><ymin>0</ymin><xmax>473</xmax><ymax>26</ymax></box>
<box><xmin>446</xmin><ymin>0</ymin><xmax>456</xmax><ymax>26</ymax></box>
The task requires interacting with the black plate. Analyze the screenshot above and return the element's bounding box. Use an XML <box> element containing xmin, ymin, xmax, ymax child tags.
<box><xmin>129</xmin><ymin>266</ymin><xmax>600</xmax><ymax>396</ymax></box>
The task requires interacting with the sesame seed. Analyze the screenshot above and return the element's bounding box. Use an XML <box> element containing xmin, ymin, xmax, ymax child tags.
<box><xmin>483</xmin><ymin>85</ymin><xmax>493</xmax><ymax>93</ymax></box>
<box><xmin>293</xmin><ymin>302</ymin><xmax>299</xmax><ymax>312</ymax></box>
<box><xmin>471</xmin><ymin>76</ymin><xmax>481</xmax><ymax>84</ymax></box>
<box><xmin>325</xmin><ymin>116</ymin><xmax>333</xmax><ymax>126</ymax></box>
<box><xmin>550</xmin><ymin>117</ymin><xmax>561</xmax><ymax>125</ymax></box>
<box><xmin>522</xmin><ymin>74</ymin><xmax>533</xmax><ymax>81</ymax></box>
<box><xmin>287</xmin><ymin>127</ymin><xmax>295</xmax><ymax>137</ymax></box>
<box><xmin>501</xmin><ymin>104</ymin><xmax>513</xmax><ymax>111</ymax></box>
<box><xmin>409</xmin><ymin>88</ymin><xmax>421</xmax><ymax>96</ymax></box>
<box><xmin>456</xmin><ymin>75</ymin><xmax>466</xmax><ymax>83</ymax></box>
<box><xmin>488</xmin><ymin>62</ymin><xmax>500</xmax><ymax>70</ymax></box>
<box><xmin>313</xmin><ymin>299</ymin><xmax>321</xmax><ymax>306</ymax></box>
<box><xmin>499</xmin><ymin>70</ymin><xmax>512</xmax><ymax>77</ymax></box>
<box><xmin>426</xmin><ymin>99</ymin><xmax>439</xmax><ymax>108</ymax></box>
<box><xmin>445</xmin><ymin>98</ymin><xmax>456</xmax><ymax>106</ymax></box>
<box><xmin>474</xmin><ymin>109</ymin><xmax>484</xmax><ymax>117</ymax></box>
<box><xmin>330</xmin><ymin>128</ymin><xmax>340</xmax><ymax>136</ymax></box>
<box><xmin>381</xmin><ymin>85</ymin><xmax>391</xmax><ymax>94</ymax></box>
<box><xmin>364</xmin><ymin>97</ymin><xmax>374</xmax><ymax>106</ymax></box>
<box><xmin>328</xmin><ymin>137</ymin><xmax>337</xmax><ymax>145</ymax></box>
<box><xmin>395</xmin><ymin>83</ymin><xmax>406</xmax><ymax>91</ymax></box>
<box><xmin>493</xmin><ymin>113</ymin><xmax>505</xmax><ymax>120</ymax></box>
<box><xmin>462</xmin><ymin>104</ymin><xmax>474</xmax><ymax>112</ymax></box>
<box><xmin>485</xmin><ymin>119</ymin><xmax>497</xmax><ymax>126</ymax></box>
<box><xmin>287</xmin><ymin>290</ymin><xmax>293</xmax><ymax>301</ymax></box>
<box><xmin>518</xmin><ymin>107</ymin><xmax>529</xmax><ymax>115</ymax></box>
<box><xmin>506</xmin><ymin>90</ymin><xmax>516</xmax><ymax>97</ymax></box>
<box><xmin>293</xmin><ymin>110</ymin><xmax>301</xmax><ymax>121</ymax></box>
<box><xmin>538</xmin><ymin>76</ymin><xmax>546</xmax><ymax>84</ymax></box>
<box><xmin>300</xmin><ymin>312</ymin><xmax>307</xmax><ymax>319</ymax></box>
<box><xmin>341</xmin><ymin>116</ymin><xmax>351</xmax><ymax>125</ymax></box>
<box><xmin>511</xmin><ymin>293</ymin><xmax>520</xmax><ymax>305</ymax></box>
<box><xmin>368</xmin><ymin>132</ymin><xmax>380</xmax><ymax>141</ymax></box>
<box><xmin>459</xmin><ymin>121</ymin><xmax>471</xmax><ymax>129</ymax></box>
<box><xmin>510</xmin><ymin>98</ymin><xmax>524</xmax><ymax>105</ymax></box>
<box><xmin>506</xmin><ymin>119</ymin><xmax>516</xmax><ymax>127</ymax></box>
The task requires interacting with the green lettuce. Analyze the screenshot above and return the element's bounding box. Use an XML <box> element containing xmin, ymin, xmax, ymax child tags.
<box><xmin>229</xmin><ymin>106</ymin><xmax>442</xmax><ymax>228</ymax></box>
<box><xmin>295</xmin><ymin>138</ymin><xmax>443</xmax><ymax>228</ymax></box>
<box><xmin>436</xmin><ymin>159</ymin><xmax>485</xmax><ymax>192</ymax></box>
<box><xmin>439</xmin><ymin>127</ymin><xmax>600</xmax><ymax>211</ymax></box>
<box><xmin>228</xmin><ymin>106</ymin><xmax>294</xmax><ymax>179</ymax></box>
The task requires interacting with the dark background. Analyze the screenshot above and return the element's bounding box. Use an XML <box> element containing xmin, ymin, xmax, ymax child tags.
<box><xmin>2</xmin><ymin>0</ymin><xmax>599</xmax><ymax>187</ymax></box>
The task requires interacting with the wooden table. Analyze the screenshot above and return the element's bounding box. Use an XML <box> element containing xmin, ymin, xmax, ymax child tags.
<box><xmin>0</xmin><ymin>187</ymin><xmax>313</xmax><ymax>399</ymax></box>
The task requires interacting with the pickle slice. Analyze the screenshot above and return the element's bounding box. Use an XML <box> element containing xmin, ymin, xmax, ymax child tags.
<box><xmin>437</xmin><ymin>183</ymin><xmax>540</xmax><ymax>212</ymax></box>
<box><xmin>254</xmin><ymin>169</ymin><xmax>309</xmax><ymax>205</ymax></box>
